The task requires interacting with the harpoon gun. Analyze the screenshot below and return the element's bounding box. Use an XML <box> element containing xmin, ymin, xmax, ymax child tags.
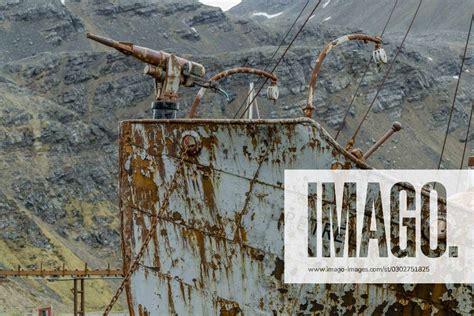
<box><xmin>87</xmin><ymin>32</ymin><xmax>206</xmax><ymax>119</ymax></box>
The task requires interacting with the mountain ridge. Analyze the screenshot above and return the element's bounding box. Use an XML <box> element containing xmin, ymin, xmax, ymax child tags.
<box><xmin>230</xmin><ymin>0</ymin><xmax>474</xmax><ymax>38</ymax></box>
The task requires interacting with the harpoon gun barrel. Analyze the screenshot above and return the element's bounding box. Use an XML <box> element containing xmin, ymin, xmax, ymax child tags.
<box><xmin>86</xmin><ymin>33</ymin><xmax>121</xmax><ymax>51</ymax></box>
<box><xmin>86</xmin><ymin>32</ymin><xmax>205</xmax><ymax>78</ymax></box>
<box><xmin>87</xmin><ymin>32</ymin><xmax>168</xmax><ymax>66</ymax></box>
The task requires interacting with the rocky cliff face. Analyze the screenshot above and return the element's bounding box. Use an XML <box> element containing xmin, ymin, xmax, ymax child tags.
<box><xmin>0</xmin><ymin>0</ymin><xmax>472</xmax><ymax>312</ymax></box>
<box><xmin>231</xmin><ymin>0</ymin><xmax>474</xmax><ymax>37</ymax></box>
<box><xmin>0</xmin><ymin>0</ymin><xmax>275</xmax><ymax>63</ymax></box>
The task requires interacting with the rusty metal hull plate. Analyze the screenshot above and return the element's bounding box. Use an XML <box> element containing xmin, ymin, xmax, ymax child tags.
<box><xmin>119</xmin><ymin>119</ymin><xmax>472</xmax><ymax>315</ymax></box>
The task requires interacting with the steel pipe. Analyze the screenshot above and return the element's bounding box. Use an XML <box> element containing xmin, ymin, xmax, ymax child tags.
<box><xmin>363</xmin><ymin>122</ymin><xmax>402</xmax><ymax>160</ymax></box>
<box><xmin>304</xmin><ymin>34</ymin><xmax>383</xmax><ymax>118</ymax></box>
<box><xmin>188</xmin><ymin>67</ymin><xmax>278</xmax><ymax>118</ymax></box>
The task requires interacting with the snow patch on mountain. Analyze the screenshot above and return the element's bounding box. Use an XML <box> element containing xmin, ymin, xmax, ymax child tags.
<box><xmin>252</xmin><ymin>12</ymin><xmax>283</xmax><ymax>19</ymax></box>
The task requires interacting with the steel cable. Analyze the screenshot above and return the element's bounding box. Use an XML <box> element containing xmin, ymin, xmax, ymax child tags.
<box><xmin>334</xmin><ymin>0</ymin><xmax>399</xmax><ymax>140</ymax></box>
<box><xmin>438</xmin><ymin>14</ymin><xmax>473</xmax><ymax>169</ymax></box>
<box><xmin>265</xmin><ymin>0</ymin><xmax>312</xmax><ymax>71</ymax></box>
<box><xmin>189</xmin><ymin>1</ymin><xmax>311</xmax><ymax>118</ymax></box>
<box><xmin>103</xmin><ymin>148</ymin><xmax>189</xmax><ymax>315</ymax></box>
<box><xmin>229</xmin><ymin>0</ymin><xmax>311</xmax><ymax>118</ymax></box>
<box><xmin>460</xmin><ymin>100</ymin><xmax>473</xmax><ymax>169</ymax></box>
<box><xmin>234</xmin><ymin>0</ymin><xmax>323</xmax><ymax>118</ymax></box>
<box><xmin>346</xmin><ymin>0</ymin><xmax>423</xmax><ymax>148</ymax></box>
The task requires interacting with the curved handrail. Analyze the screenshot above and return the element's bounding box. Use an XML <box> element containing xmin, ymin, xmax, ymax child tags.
<box><xmin>303</xmin><ymin>34</ymin><xmax>383</xmax><ymax>118</ymax></box>
<box><xmin>188</xmin><ymin>67</ymin><xmax>278</xmax><ymax>118</ymax></box>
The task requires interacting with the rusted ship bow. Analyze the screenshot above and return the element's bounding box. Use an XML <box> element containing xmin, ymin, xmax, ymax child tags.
<box><xmin>119</xmin><ymin>119</ymin><xmax>472</xmax><ymax>315</ymax></box>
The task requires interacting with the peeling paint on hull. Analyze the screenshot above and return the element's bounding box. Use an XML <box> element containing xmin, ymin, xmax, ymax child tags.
<box><xmin>119</xmin><ymin>119</ymin><xmax>472</xmax><ymax>315</ymax></box>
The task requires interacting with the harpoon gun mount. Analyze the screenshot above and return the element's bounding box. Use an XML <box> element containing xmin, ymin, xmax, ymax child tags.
<box><xmin>86</xmin><ymin>32</ymin><xmax>206</xmax><ymax>119</ymax></box>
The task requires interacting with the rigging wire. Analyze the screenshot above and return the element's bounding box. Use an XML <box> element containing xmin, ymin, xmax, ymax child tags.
<box><xmin>460</xmin><ymin>100</ymin><xmax>473</xmax><ymax>169</ymax></box>
<box><xmin>265</xmin><ymin>0</ymin><xmax>311</xmax><ymax>71</ymax></box>
<box><xmin>233</xmin><ymin>0</ymin><xmax>323</xmax><ymax>119</ymax></box>
<box><xmin>230</xmin><ymin>0</ymin><xmax>311</xmax><ymax>118</ymax></box>
<box><xmin>334</xmin><ymin>0</ymin><xmax>399</xmax><ymax>140</ymax></box>
<box><xmin>196</xmin><ymin>1</ymin><xmax>311</xmax><ymax>118</ymax></box>
<box><xmin>229</xmin><ymin>0</ymin><xmax>311</xmax><ymax>118</ymax></box>
<box><xmin>438</xmin><ymin>14</ymin><xmax>473</xmax><ymax>169</ymax></box>
<box><xmin>346</xmin><ymin>0</ymin><xmax>423</xmax><ymax>148</ymax></box>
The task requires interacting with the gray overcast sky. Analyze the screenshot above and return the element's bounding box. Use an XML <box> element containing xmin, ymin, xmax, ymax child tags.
<box><xmin>199</xmin><ymin>0</ymin><xmax>242</xmax><ymax>11</ymax></box>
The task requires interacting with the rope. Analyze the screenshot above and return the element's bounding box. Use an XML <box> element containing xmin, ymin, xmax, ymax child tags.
<box><xmin>346</xmin><ymin>0</ymin><xmax>423</xmax><ymax>148</ymax></box>
<box><xmin>438</xmin><ymin>14</ymin><xmax>473</xmax><ymax>169</ymax></box>
<box><xmin>234</xmin><ymin>0</ymin><xmax>323</xmax><ymax>118</ymax></box>
<box><xmin>334</xmin><ymin>0</ymin><xmax>399</xmax><ymax>140</ymax></box>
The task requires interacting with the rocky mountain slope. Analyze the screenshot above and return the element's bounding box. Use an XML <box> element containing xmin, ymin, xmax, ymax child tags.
<box><xmin>0</xmin><ymin>0</ymin><xmax>472</xmax><ymax>313</ymax></box>
<box><xmin>0</xmin><ymin>0</ymin><xmax>275</xmax><ymax>64</ymax></box>
<box><xmin>231</xmin><ymin>0</ymin><xmax>474</xmax><ymax>38</ymax></box>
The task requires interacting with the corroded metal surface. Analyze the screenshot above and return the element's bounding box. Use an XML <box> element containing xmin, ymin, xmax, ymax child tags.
<box><xmin>87</xmin><ymin>32</ymin><xmax>205</xmax><ymax>105</ymax></box>
<box><xmin>188</xmin><ymin>68</ymin><xmax>278</xmax><ymax>118</ymax></box>
<box><xmin>86</xmin><ymin>33</ymin><xmax>205</xmax><ymax>75</ymax></box>
<box><xmin>119</xmin><ymin>119</ymin><xmax>472</xmax><ymax>315</ymax></box>
<box><xmin>305</xmin><ymin>34</ymin><xmax>382</xmax><ymax>118</ymax></box>
<box><xmin>362</xmin><ymin>121</ymin><xmax>402</xmax><ymax>160</ymax></box>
